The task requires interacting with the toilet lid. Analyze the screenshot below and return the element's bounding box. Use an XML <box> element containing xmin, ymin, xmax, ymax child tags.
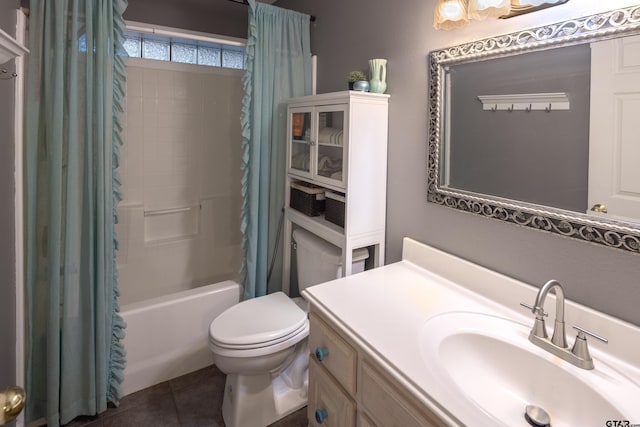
<box><xmin>209</xmin><ymin>291</ymin><xmax>307</xmax><ymax>347</ymax></box>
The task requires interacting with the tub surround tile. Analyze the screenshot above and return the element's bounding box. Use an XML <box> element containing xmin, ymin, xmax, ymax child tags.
<box><xmin>118</xmin><ymin>62</ymin><xmax>243</xmax><ymax>306</ymax></box>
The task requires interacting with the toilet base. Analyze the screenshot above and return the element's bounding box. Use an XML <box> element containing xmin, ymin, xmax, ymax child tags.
<box><xmin>221</xmin><ymin>367</ymin><xmax>308</xmax><ymax>427</ymax></box>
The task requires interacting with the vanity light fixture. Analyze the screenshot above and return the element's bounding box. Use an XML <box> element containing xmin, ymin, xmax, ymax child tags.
<box><xmin>468</xmin><ymin>0</ymin><xmax>511</xmax><ymax>20</ymax></box>
<box><xmin>433</xmin><ymin>0</ymin><xmax>469</xmax><ymax>30</ymax></box>
<box><xmin>433</xmin><ymin>0</ymin><xmax>569</xmax><ymax>30</ymax></box>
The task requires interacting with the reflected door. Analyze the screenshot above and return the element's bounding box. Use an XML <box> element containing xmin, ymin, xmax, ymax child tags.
<box><xmin>588</xmin><ymin>35</ymin><xmax>640</xmax><ymax>221</ymax></box>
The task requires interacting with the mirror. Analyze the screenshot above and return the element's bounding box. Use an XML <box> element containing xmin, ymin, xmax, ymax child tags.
<box><xmin>427</xmin><ymin>5</ymin><xmax>640</xmax><ymax>254</ymax></box>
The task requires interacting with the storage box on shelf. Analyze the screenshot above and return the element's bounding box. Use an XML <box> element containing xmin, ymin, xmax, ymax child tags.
<box><xmin>325</xmin><ymin>191</ymin><xmax>345</xmax><ymax>228</ymax></box>
<box><xmin>290</xmin><ymin>181</ymin><xmax>326</xmax><ymax>217</ymax></box>
<box><xmin>282</xmin><ymin>91</ymin><xmax>389</xmax><ymax>294</ymax></box>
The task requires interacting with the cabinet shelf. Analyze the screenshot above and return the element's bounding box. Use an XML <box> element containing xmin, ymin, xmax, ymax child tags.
<box><xmin>288</xmin><ymin>175</ymin><xmax>344</xmax><ymax>194</ymax></box>
<box><xmin>286</xmin><ymin>207</ymin><xmax>344</xmax><ymax>247</ymax></box>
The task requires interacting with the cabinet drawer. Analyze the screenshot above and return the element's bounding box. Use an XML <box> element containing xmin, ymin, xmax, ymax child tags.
<box><xmin>309</xmin><ymin>312</ymin><xmax>357</xmax><ymax>394</ymax></box>
<box><xmin>361</xmin><ymin>360</ymin><xmax>447</xmax><ymax>427</ymax></box>
<box><xmin>308</xmin><ymin>358</ymin><xmax>356</xmax><ymax>427</ymax></box>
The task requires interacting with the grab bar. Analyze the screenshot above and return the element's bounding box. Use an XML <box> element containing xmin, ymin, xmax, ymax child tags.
<box><xmin>144</xmin><ymin>206</ymin><xmax>193</xmax><ymax>217</ymax></box>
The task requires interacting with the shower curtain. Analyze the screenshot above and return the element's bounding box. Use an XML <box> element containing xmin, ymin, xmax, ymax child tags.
<box><xmin>24</xmin><ymin>0</ymin><xmax>128</xmax><ymax>425</ymax></box>
<box><xmin>241</xmin><ymin>0</ymin><xmax>312</xmax><ymax>300</ymax></box>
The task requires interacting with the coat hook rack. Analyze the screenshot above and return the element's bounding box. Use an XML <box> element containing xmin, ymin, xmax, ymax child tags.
<box><xmin>0</xmin><ymin>68</ymin><xmax>18</xmax><ymax>80</ymax></box>
<box><xmin>226</xmin><ymin>0</ymin><xmax>316</xmax><ymax>21</ymax></box>
<box><xmin>478</xmin><ymin>93</ymin><xmax>569</xmax><ymax>112</ymax></box>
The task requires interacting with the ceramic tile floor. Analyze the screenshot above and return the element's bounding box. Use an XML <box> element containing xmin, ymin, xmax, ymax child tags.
<box><xmin>61</xmin><ymin>365</ymin><xmax>307</xmax><ymax>427</ymax></box>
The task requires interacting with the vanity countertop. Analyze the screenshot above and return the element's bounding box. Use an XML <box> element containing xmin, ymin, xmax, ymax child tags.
<box><xmin>302</xmin><ymin>237</ymin><xmax>640</xmax><ymax>426</ymax></box>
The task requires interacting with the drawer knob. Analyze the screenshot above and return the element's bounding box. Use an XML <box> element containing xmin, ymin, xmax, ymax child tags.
<box><xmin>315</xmin><ymin>408</ymin><xmax>329</xmax><ymax>424</ymax></box>
<box><xmin>315</xmin><ymin>346</ymin><xmax>329</xmax><ymax>361</ymax></box>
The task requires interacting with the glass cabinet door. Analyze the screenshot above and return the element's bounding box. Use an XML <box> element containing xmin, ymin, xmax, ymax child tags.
<box><xmin>314</xmin><ymin>106</ymin><xmax>347</xmax><ymax>188</ymax></box>
<box><xmin>288</xmin><ymin>109</ymin><xmax>312</xmax><ymax>177</ymax></box>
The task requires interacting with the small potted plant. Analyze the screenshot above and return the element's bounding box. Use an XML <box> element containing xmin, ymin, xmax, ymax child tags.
<box><xmin>347</xmin><ymin>70</ymin><xmax>367</xmax><ymax>91</ymax></box>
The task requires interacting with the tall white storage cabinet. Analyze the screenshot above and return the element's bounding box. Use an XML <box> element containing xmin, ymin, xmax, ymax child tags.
<box><xmin>283</xmin><ymin>91</ymin><xmax>390</xmax><ymax>294</ymax></box>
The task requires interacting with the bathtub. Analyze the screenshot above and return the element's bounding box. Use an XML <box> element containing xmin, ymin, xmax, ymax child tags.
<box><xmin>120</xmin><ymin>280</ymin><xmax>241</xmax><ymax>396</ymax></box>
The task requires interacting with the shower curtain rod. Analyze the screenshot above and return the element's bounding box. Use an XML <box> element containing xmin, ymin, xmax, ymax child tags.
<box><xmin>227</xmin><ymin>0</ymin><xmax>316</xmax><ymax>22</ymax></box>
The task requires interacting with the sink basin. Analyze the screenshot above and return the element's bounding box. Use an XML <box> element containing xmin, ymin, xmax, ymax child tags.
<box><xmin>419</xmin><ymin>312</ymin><xmax>640</xmax><ymax>427</ymax></box>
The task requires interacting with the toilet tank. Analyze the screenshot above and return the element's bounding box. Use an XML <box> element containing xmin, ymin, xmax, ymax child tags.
<box><xmin>293</xmin><ymin>228</ymin><xmax>369</xmax><ymax>292</ymax></box>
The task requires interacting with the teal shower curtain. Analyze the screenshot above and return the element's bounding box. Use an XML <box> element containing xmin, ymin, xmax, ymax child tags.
<box><xmin>241</xmin><ymin>1</ymin><xmax>312</xmax><ymax>300</ymax></box>
<box><xmin>24</xmin><ymin>0</ymin><xmax>128</xmax><ymax>425</ymax></box>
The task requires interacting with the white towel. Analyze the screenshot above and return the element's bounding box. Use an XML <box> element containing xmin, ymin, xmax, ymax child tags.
<box><xmin>318</xmin><ymin>127</ymin><xmax>343</xmax><ymax>146</ymax></box>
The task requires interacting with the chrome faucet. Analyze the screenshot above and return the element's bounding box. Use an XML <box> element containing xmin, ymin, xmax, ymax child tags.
<box><xmin>520</xmin><ymin>279</ymin><xmax>607</xmax><ymax>370</ymax></box>
<box><xmin>531</xmin><ymin>279</ymin><xmax>567</xmax><ymax>348</ymax></box>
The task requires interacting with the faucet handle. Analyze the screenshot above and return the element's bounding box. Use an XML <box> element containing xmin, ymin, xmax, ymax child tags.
<box><xmin>519</xmin><ymin>302</ymin><xmax>548</xmax><ymax>317</ymax></box>
<box><xmin>521</xmin><ymin>302</ymin><xmax>549</xmax><ymax>339</ymax></box>
<box><xmin>570</xmin><ymin>325</ymin><xmax>607</xmax><ymax>370</ymax></box>
<box><xmin>572</xmin><ymin>325</ymin><xmax>608</xmax><ymax>344</ymax></box>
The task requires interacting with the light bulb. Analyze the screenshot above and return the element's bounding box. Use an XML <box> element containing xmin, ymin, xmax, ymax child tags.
<box><xmin>518</xmin><ymin>0</ymin><xmax>546</xmax><ymax>5</ymax></box>
<box><xmin>433</xmin><ymin>0</ymin><xmax>469</xmax><ymax>30</ymax></box>
<box><xmin>441</xmin><ymin>2</ymin><xmax>464</xmax><ymax>19</ymax></box>
<box><xmin>468</xmin><ymin>0</ymin><xmax>511</xmax><ymax>20</ymax></box>
<box><xmin>477</xmin><ymin>0</ymin><xmax>506</xmax><ymax>7</ymax></box>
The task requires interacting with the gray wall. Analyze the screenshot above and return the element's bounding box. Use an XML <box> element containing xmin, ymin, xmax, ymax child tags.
<box><xmin>124</xmin><ymin>0</ymin><xmax>248</xmax><ymax>38</ymax></box>
<box><xmin>274</xmin><ymin>0</ymin><xmax>640</xmax><ymax>327</ymax></box>
<box><xmin>1</xmin><ymin>0</ymin><xmax>19</xmax><ymax>397</ymax></box>
<box><xmin>449</xmin><ymin>44</ymin><xmax>590</xmax><ymax>212</ymax></box>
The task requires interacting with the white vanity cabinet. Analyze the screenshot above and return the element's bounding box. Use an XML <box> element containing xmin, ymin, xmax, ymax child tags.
<box><xmin>307</xmin><ymin>309</ymin><xmax>448</xmax><ymax>427</ymax></box>
<box><xmin>283</xmin><ymin>91</ymin><xmax>389</xmax><ymax>294</ymax></box>
<box><xmin>303</xmin><ymin>237</ymin><xmax>640</xmax><ymax>426</ymax></box>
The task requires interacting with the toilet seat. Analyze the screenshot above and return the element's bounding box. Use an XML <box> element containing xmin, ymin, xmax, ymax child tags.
<box><xmin>209</xmin><ymin>322</ymin><xmax>308</xmax><ymax>358</ymax></box>
<box><xmin>212</xmin><ymin>321</ymin><xmax>308</xmax><ymax>350</ymax></box>
<box><xmin>209</xmin><ymin>292</ymin><xmax>309</xmax><ymax>357</ymax></box>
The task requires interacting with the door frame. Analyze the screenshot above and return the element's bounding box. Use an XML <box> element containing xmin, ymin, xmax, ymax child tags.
<box><xmin>14</xmin><ymin>8</ymin><xmax>26</xmax><ymax>427</ymax></box>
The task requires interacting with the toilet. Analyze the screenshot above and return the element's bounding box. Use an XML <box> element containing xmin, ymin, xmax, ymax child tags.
<box><xmin>208</xmin><ymin>228</ymin><xmax>369</xmax><ymax>427</ymax></box>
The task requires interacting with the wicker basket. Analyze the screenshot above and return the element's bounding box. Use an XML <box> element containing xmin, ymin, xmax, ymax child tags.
<box><xmin>290</xmin><ymin>181</ymin><xmax>326</xmax><ymax>216</ymax></box>
<box><xmin>325</xmin><ymin>191</ymin><xmax>345</xmax><ymax>227</ymax></box>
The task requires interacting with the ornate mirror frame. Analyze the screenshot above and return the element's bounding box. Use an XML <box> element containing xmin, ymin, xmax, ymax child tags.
<box><xmin>427</xmin><ymin>5</ymin><xmax>640</xmax><ymax>254</ymax></box>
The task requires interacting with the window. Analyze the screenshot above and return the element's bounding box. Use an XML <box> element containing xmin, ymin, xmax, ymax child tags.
<box><xmin>123</xmin><ymin>31</ymin><xmax>247</xmax><ymax>70</ymax></box>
